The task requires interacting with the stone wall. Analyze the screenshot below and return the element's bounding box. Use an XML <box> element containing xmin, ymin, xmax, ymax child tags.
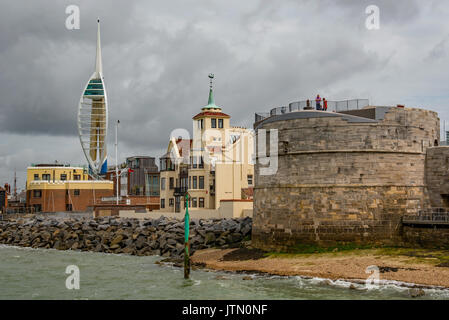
<box><xmin>253</xmin><ymin>107</ymin><xmax>440</xmax><ymax>251</ymax></box>
<box><xmin>425</xmin><ymin>146</ymin><xmax>449</xmax><ymax>208</ymax></box>
<box><xmin>402</xmin><ymin>225</ymin><xmax>449</xmax><ymax>249</ymax></box>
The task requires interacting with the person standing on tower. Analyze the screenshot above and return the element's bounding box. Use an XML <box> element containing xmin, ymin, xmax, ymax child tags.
<box><xmin>315</xmin><ymin>94</ymin><xmax>322</xmax><ymax>110</ymax></box>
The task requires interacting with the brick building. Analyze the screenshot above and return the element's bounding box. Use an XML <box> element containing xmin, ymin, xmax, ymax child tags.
<box><xmin>26</xmin><ymin>164</ymin><xmax>113</xmax><ymax>212</ymax></box>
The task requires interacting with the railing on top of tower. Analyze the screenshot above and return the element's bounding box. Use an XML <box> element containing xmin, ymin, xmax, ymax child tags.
<box><xmin>255</xmin><ymin>99</ymin><xmax>370</xmax><ymax>123</ymax></box>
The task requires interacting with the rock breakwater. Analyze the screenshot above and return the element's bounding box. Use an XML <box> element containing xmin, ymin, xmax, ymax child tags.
<box><xmin>0</xmin><ymin>216</ymin><xmax>252</xmax><ymax>258</ymax></box>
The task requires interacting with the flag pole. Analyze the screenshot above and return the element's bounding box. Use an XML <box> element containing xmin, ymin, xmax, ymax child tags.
<box><xmin>115</xmin><ymin>120</ymin><xmax>120</xmax><ymax>205</ymax></box>
<box><xmin>184</xmin><ymin>193</ymin><xmax>190</xmax><ymax>279</ymax></box>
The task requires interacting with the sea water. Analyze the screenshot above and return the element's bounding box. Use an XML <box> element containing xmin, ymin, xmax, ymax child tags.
<box><xmin>0</xmin><ymin>245</ymin><xmax>448</xmax><ymax>300</ymax></box>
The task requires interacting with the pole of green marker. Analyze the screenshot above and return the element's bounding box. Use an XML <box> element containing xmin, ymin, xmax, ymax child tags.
<box><xmin>184</xmin><ymin>193</ymin><xmax>190</xmax><ymax>279</ymax></box>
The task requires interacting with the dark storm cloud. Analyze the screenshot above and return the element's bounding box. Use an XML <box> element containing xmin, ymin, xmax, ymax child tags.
<box><xmin>2</xmin><ymin>0</ymin><xmax>449</xmax><ymax>189</ymax></box>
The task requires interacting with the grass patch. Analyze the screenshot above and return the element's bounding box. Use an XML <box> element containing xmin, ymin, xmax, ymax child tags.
<box><xmin>375</xmin><ymin>247</ymin><xmax>449</xmax><ymax>266</ymax></box>
<box><xmin>266</xmin><ymin>243</ymin><xmax>378</xmax><ymax>258</ymax></box>
<box><xmin>265</xmin><ymin>244</ymin><xmax>449</xmax><ymax>267</ymax></box>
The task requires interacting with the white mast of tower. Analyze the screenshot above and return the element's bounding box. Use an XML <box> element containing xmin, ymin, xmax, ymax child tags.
<box><xmin>95</xmin><ymin>18</ymin><xmax>103</xmax><ymax>78</ymax></box>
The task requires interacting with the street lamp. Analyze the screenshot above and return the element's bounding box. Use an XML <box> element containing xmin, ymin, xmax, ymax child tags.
<box><xmin>115</xmin><ymin>120</ymin><xmax>120</xmax><ymax>205</ymax></box>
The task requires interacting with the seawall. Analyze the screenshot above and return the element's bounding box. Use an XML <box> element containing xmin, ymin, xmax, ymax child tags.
<box><xmin>0</xmin><ymin>216</ymin><xmax>252</xmax><ymax>258</ymax></box>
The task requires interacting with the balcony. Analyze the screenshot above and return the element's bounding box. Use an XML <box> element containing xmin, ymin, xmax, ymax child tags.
<box><xmin>174</xmin><ymin>186</ymin><xmax>188</xmax><ymax>196</ymax></box>
<box><xmin>180</xmin><ymin>168</ymin><xmax>189</xmax><ymax>178</ymax></box>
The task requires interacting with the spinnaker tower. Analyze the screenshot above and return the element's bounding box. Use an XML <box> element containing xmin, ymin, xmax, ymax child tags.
<box><xmin>77</xmin><ymin>19</ymin><xmax>108</xmax><ymax>176</ymax></box>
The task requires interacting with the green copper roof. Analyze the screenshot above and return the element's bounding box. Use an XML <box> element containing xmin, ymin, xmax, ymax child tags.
<box><xmin>203</xmin><ymin>88</ymin><xmax>220</xmax><ymax>109</ymax></box>
<box><xmin>208</xmin><ymin>87</ymin><xmax>214</xmax><ymax>105</ymax></box>
<box><xmin>203</xmin><ymin>74</ymin><xmax>221</xmax><ymax>110</ymax></box>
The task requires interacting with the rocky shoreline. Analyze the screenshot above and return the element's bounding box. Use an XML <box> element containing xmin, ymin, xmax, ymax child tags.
<box><xmin>0</xmin><ymin>216</ymin><xmax>252</xmax><ymax>258</ymax></box>
<box><xmin>191</xmin><ymin>247</ymin><xmax>449</xmax><ymax>292</ymax></box>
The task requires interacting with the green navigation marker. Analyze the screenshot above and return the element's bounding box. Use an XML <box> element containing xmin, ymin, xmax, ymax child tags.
<box><xmin>184</xmin><ymin>193</ymin><xmax>190</xmax><ymax>279</ymax></box>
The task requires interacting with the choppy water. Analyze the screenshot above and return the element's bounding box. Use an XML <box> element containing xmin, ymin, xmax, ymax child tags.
<box><xmin>0</xmin><ymin>245</ymin><xmax>448</xmax><ymax>300</ymax></box>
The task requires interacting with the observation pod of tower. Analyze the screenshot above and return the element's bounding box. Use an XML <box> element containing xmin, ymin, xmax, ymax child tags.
<box><xmin>78</xmin><ymin>19</ymin><xmax>108</xmax><ymax>177</ymax></box>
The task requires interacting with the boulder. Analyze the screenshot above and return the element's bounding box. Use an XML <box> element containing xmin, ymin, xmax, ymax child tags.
<box><xmin>167</xmin><ymin>238</ymin><xmax>177</xmax><ymax>246</ymax></box>
<box><xmin>109</xmin><ymin>244</ymin><xmax>120</xmax><ymax>250</ymax></box>
<box><xmin>110</xmin><ymin>234</ymin><xmax>124</xmax><ymax>246</ymax></box>
<box><xmin>135</xmin><ymin>236</ymin><xmax>146</xmax><ymax>249</ymax></box>
<box><xmin>409</xmin><ymin>288</ymin><xmax>425</xmax><ymax>298</ymax></box>
<box><xmin>204</xmin><ymin>232</ymin><xmax>216</xmax><ymax>244</ymax></box>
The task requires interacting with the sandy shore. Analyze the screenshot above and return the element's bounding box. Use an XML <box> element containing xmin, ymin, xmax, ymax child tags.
<box><xmin>191</xmin><ymin>248</ymin><xmax>449</xmax><ymax>289</ymax></box>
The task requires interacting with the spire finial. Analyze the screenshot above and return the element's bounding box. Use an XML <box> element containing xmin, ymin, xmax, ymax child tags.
<box><xmin>207</xmin><ymin>73</ymin><xmax>214</xmax><ymax>105</ymax></box>
<box><xmin>95</xmin><ymin>19</ymin><xmax>103</xmax><ymax>77</ymax></box>
<box><xmin>209</xmin><ymin>73</ymin><xmax>214</xmax><ymax>89</ymax></box>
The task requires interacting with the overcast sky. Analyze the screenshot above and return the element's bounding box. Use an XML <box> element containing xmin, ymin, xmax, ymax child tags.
<box><xmin>1</xmin><ymin>0</ymin><xmax>449</xmax><ymax>190</ymax></box>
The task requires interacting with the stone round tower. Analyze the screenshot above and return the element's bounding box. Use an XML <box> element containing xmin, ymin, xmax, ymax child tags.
<box><xmin>253</xmin><ymin>106</ymin><xmax>439</xmax><ymax>251</ymax></box>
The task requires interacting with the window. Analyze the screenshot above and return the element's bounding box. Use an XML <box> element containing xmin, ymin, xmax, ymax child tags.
<box><xmin>199</xmin><ymin>197</ymin><xmax>205</xmax><ymax>208</ymax></box>
<box><xmin>193</xmin><ymin>176</ymin><xmax>197</xmax><ymax>189</ymax></box>
<box><xmin>66</xmin><ymin>204</ymin><xmax>72</xmax><ymax>211</ymax></box>
<box><xmin>42</xmin><ymin>174</ymin><xmax>51</xmax><ymax>181</ymax></box>
<box><xmin>161</xmin><ymin>198</ymin><xmax>165</xmax><ymax>209</ymax></box>
<box><xmin>218</xmin><ymin>119</ymin><xmax>223</xmax><ymax>128</ymax></box>
<box><xmin>74</xmin><ymin>189</ymin><xmax>80</xmax><ymax>196</ymax></box>
<box><xmin>33</xmin><ymin>190</ymin><xmax>42</xmax><ymax>198</ymax></box>
<box><xmin>60</xmin><ymin>174</ymin><xmax>67</xmax><ymax>181</ymax></box>
<box><xmin>199</xmin><ymin>176</ymin><xmax>204</xmax><ymax>189</ymax></box>
<box><xmin>169</xmin><ymin>198</ymin><xmax>174</xmax><ymax>207</ymax></box>
<box><xmin>247</xmin><ymin>174</ymin><xmax>253</xmax><ymax>186</ymax></box>
<box><xmin>169</xmin><ymin>177</ymin><xmax>174</xmax><ymax>189</ymax></box>
<box><xmin>192</xmin><ymin>156</ymin><xmax>197</xmax><ymax>169</ymax></box>
<box><xmin>201</xmin><ymin>119</ymin><xmax>204</xmax><ymax>129</ymax></box>
<box><xmin>151</xmin><ymin>176</ymin><xmax>159</xmax><ymax>196</ymax></box>
<box><xmin>192</xmin><ymin>197</ymin><xmax>197</xmax><ymax>208</ymax></box>
<box><xmin>199</xmin><ymin>156</ymin><xmax>204</xmax><ymax>168</ymax></box>
<box><xmin>161</xmin><ymin>178</ymin><xmax>166</xmax><ymax>190</ymax></box>
<box><xmin>211</xmin><ymin>118</ymin><xmax>217</xmax><ymax>128</ymax></box>
<box><xmin>189</xmin><ymin>176</ymin><xmax>191</xmax><ymax>189</ymax></box>
<box><xmin>198</xmin><ymin>119</ymin><xmax>204</xmax><ymax>129</ymax></box>
<box><xmin>73</xmin><ymin>174</ymin><xmax>81</xmax><ymax>180</ymax></box>
<box><xmin>34</xmin><ymin>174</ymin><xmax>39</xmax><ymax>180</ymax></box>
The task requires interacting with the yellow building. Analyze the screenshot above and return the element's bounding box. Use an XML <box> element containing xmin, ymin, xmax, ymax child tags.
<box><xmin>159</xmin><ymin>75</ymin><xmax>254</xmax><ymax>217</ymax></box>
<box><xmin>26</xmin><ymin>164</ymin><xmax>113</xmax><ymax>212</ymax></box>
<box><xmin>26</xmin><ymin>164</ymin><xmax>89</xmax><ymax>189</ymax></box>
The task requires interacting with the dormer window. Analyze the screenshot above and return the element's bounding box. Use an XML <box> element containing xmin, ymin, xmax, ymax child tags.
<box><xmin>211</xmin><ymin>118</ymin><xmax>217</xmax><ymax>128</ymax></box>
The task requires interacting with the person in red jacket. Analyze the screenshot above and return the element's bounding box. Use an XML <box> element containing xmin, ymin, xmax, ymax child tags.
<box><xmin>323</xmin><ymin>98</ymin><xmax>328</xmax><ymax>111</ymax></box>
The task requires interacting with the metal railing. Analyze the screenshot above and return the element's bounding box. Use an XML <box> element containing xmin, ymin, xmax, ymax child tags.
<box><xmin>4</xmin><ymin>207</ymin><xmax>36</xmax><ymax>214</ymax></box>
<box><xmin>255</xmin><ymin>99</ymin><xmax>370</xmax><ymax>123</ymax></box>
<box><xmin>174</xmin><ymin>187</ymin><xmax>188</xmax><ymax>196</ymax></box>
<box><xmin>403</xmin><ymin>208</ymin><xmax>449</xmax><ymax>224</ymax></box>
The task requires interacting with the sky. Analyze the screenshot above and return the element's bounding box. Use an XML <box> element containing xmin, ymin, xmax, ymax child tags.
<box><xmin>1</xmin><ymin>0</ymin><xmax>449</xmax><ymax>190</ymax></box>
